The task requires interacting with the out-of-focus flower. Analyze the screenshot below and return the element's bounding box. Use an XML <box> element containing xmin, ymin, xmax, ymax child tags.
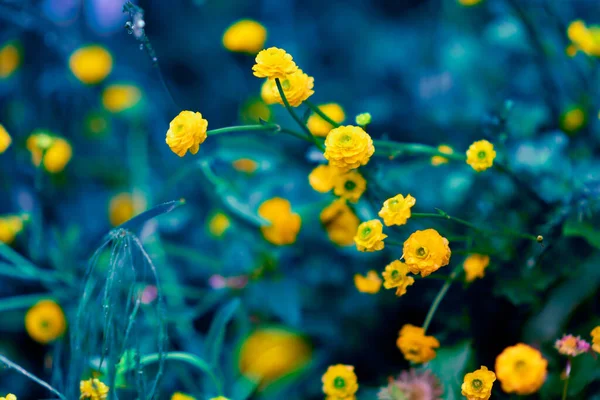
<box><xmin>379</xmin><ymin>194</ymin><xmax>416</xmax><ymax>226</ymax></box>
<box><xmin>0</xmin><ymin>124</ymin><xmax>11</xmax><ymax>153</ymax></box>
<box><xmin>261</xmin><ymin>79</ymin><xmax>279</xmax><ymax>105</ymax></box>
<box><xmin>25</xmin><ymin>300</ymin><xmax>66</xmax><ymax>344</ymax></box>
<box><xmin>208</xmin><ymin>211</ymin><xmax>231</xmax><ymax>238</ymax></box>
<box><xmin>403</xmin><ymin>229</ymin><xmax>451</xmax><ymax>277</ymax></box>
<box><xmin>0</xmin><ymin>215</ymin><xmax>25</xmax><ymax>244</ymax></box>
<box><xmin>567</xmin><ymin>20</ymin><xmax>600</xmax><ymax>56</ymax></box>
<box><xmin>382</xmin><ymin>260</ymin><xmax>415</xmax><ymax>297</ymax></box>
<box><xmin>495</xmin><ymin>343</ymin><xmax>547</xmax><ymax>395</ymax></box>
<box><xmin>69</xmin><ymin>45</ymin><xmax>112</xmax><ymax>84</ymax></box>
<box><xmin>239</xmin><ymin>328</ymin><xmax>311</xmax><ymax>388</ymax></box>
<box><xmin>320</xmin><ymin>199</ymin><xmax>360</xmax><ymax>246</ymax></box>
<box><xmin>258</xmin><ymin>198</ymin><xmax>301</xmax><ymax>245</ymax></box>
<box><xmin>354</xmin><ymin>271</ymin><xmax>382</xmax><ymax>294</ymax></box>
<box><xmin>322</xmin><ymin>364</ymin><xmax>358</xmax><ymax>399</ymax></box>
<box><xmin>354</xmin><ymin>219</ymin><xmax>387</xmax><ymax>252</ymax></box>
<box><xmin>109</xmin><ymin>193</ymin><xmax>137</xmax><ymax>227</ymax></box>
<box><xmin>208</xmin><ymin>274</ymin><xmax>248</xmax><ymax>290</ymax></box>
<box><xmin>463</xmin><ymin>254</ymin><xmax>490</xmax><ymax>282</ymax></box>
<box><xmin>554</xmin><ymin>334</ymin><xmax>590</xmax><ymax>357</ymax></box>
<box><xmin>307</xmin><ymin>103</ymin><xmax>346</xmax><ymax>137</ymax></box>
<box><xmin>233</xmin><ymin>158</ymin><xmax>259</xmax><ymax>174</ymax></box>
<box><xmin>240</xmin><ymin>98</ymin><xmax>271</xmax><ymax>123</ymax></box>
<box><xmin>324</xmin><ymin>125</ymin><xmax>374</xmax><ymax>171</ymax></box>
<box><xmin>0</xmin><ymin>41</ymin><xmax>21</xmax><ymax>78</ymax></box>
<box><xmin>396</xmin><ymin>324</ymin><xmax>439</xmax><ymax>364</ymax></box>
<box><xmin>431</xmin><ymin>145</ymin><xmax>454</xmax><ymax>166</ymax></box>
<box><xmin>80</xmin><ymin>378</ymin><xmax>109</xmax><ymax>400</ymax></box>
<box><xmin>0</xmin><ymin>394</ymin><xmax>16</xmax><ymax>400</ymax></box>
<box><xmin>252</xmin><ymin>47</ymin><xmax>298</xmax><ymax>79</ymax></box>
<box><xmin>378</xmin><ymin>369</ymin><xmax>443</xmax><ymax>400</ymax></box>
<box><xmin>85</xmin><ymin>112</ymin><xmax>110</xmax><ymax>137</ymax></box>
<box><xmin>458</xmin><ymin>0</ymin><xmax>483</xmax><ymax>6</ymax></box>
<box><xmin>309</xmin><ymin>164</ymin><xmax>339</xmax><ymax>193</ymax></box>
<box><xmin>461</xmin><ymin>366</ymin><xmax>496</xmax><ymax>400</ymax></box>
<box><xmin>140</xmin><ymin>285</ymin><xmax>158</xmax><ymax>304</ymax></box>
<box><xmin>466</xmin><ymin>140</ymin><xmax>496</xmax><ymax>172</ymax></box>
<box><xmin>333</xmin><ymin>170</ymin><xmax>366</xmax><ymax>203</ymax></box>
<box><xmin>209</xmin><ymin>397</ymin><xmax>229</xmax><ymax>400</ymax></box>
<box><xmin>102</xmin><ymin>84</ymin><xmax>142</xmax><ymax>113</ymax></box>
<box><xmin>560</xmin><ymin>106</ymin><xmax>586</xmax><ymax>134</ymax></box>
<box><xmin>355</xmin><ymin>112</ymin><xmax>371</xmax><ymax>127</ymax></box>
<box><xmin>165</xmin><ymin>111</ymin><xmax>208</xmax><ymax>157</ymax></box>
<box><xmin>223</xmin><ymin>19</ymin><xmax>267</xmax><ymax>54</ymax></box>
<box><xmin>26</xmin><ymin>132</ymin><xmax>72</xmax><ymax>173</ymax></box>
<box><xmin>592</xmin><ymin>326</ymin><xmax>600</xmax><ymax>353</ymax></box>
<box><xmin>171</xmin><ymin>393</ymin><xmax>195</xmax><ymax>400</ymax></box>
<box><xmin>265</xmin><ymin>69</ymin><xmax>314</xmax><ymax>107</ymax></box>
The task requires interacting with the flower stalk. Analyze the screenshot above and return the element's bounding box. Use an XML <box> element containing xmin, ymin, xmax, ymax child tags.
<box><xmin>305</xmin><ymin>100</ymin><xmax>341</xmax><ymax>128</ymax></box>
<box><xmin>422</xmin><ymin>263</ymin><xmax>463</xmax><ymax>333</ymax></box>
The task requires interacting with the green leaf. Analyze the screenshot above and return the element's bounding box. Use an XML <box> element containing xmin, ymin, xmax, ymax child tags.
<box><xmin>116</xmin><ymin>199</ymin><xmax>186</xmax><ymax>232</ymax></box>
<box><xmin>563</xmin><ymin>218</ymin><xmax>600</xmax><ymax>249</ymax></box>
<box><xmin>231</xmin><ymin>375</ymin><xmax>259</xmax><ymax>400</ymax></box>
<box><xmin>427</xmin><ymin>341</ymin><xmax>472</xmax><ymax>400</ymax></box>
<box><xmin>205</xmin><ymin>298</ymin><xmax>241</xmax><ymax>366</ymax></box>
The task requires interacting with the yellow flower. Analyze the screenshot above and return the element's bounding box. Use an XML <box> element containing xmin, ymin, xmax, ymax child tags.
<box><xmin>208</xmin><ymin>211</ymin><xmax>231</xmax><ymax>238</ymax></box>
<box><xmin>354</xmin><ymin>270</ymin><xmax>382</xmax><ymax>294</ymax></box>
<box><xmin>0</xmin><ymin>124</ymin><xmax>11</xmax><ymax>153</ymax></box>
<box><xmin>233</xmin><ymin>158</ymin><xmax>259</xmax><ymax>174</ymax></box>
<box><xmin>396</xmin><ymin>324</ymin><xmax>440</xmax><ymax>364</ymax></box>
<box><xmin>463</xmin><ymin>254</ymin><xmax>490</xmax><ymax>282</ymax></box>
<box><xmin>252</xmin><ymin>47</ymin><xmax>298</xmax><ymax>80</ymax></box>
<box><xmin>266</xmin><ymin>69</ymin><xmax>314</xmax><ymax>107</ymax></box>
<box><xmin>322</xmin><ymin>364</ymin><xmax>358</xmax><ymax>399</ymax></box>
<box><xmin>309</xmin><ymin>164</ymin><xmax>339</xmax><ymax>193</ymax></box>
<box><xmin>307</xmin><ymin>103</ymin><xmax>346</xmax><ymax>137</ymax></box>
<box><xmin>403</xmin><ymin>229</ymin><xmax>451</xmax><ymax>277</ymax></box>
<box><xmin>382</xmin><ymin>260</ymin><xmax>415</xmax><ymax>297</ymax></box>
<box><xmin>324</xmin><ymin>125</ymin><xmax>374</xmax><ymax>171</ymax></box>
<box><xmin>239</xmin><ymin>327</ymin><xmax>312</xmax><ymax>388</ymax></box>
<box><xmin>567</xmin><ymin>20</ymin><xmax>600</xmax><ymax>56</ymax></box>
<box><xmin>458</xmin><ymin>0</ymin><xmax>482</xmax><ymax>5</ymax></box>
<box><xmin>260</xmin><ymin>79</ymin><xmax>279</xmax><ymax>105</ymax></box>
<box><xmin>26</xmin><ymin>132</ymin><xmax>72</xmax><ymax>173</ymax></box>
<box><xmin>109</xmin><ymin>193</ymin><xmax>138</xmax><ymax>227</ymax></box>
<box><xmin>560</xmin><ymin>106</ymin><xmax>586</xmax><ymax>134</ymax></box>
<box><xmin>69</xmin><ymin>45</ymin><xmax>112</xmax><ymax>84</ymax></box>
<box><xmin>240</xmin><ymin>97</ymin><xmax>271</xmax><ymax>124</ymax></box>
<box><xmin>209</xmin><ymin>397</ymin><xmax>229</xmax><ymax>400</ymax></box>
<box><xmin>258</xmin><ymin>197</ymin><xmax>301</xmax><ymax>245</ymax></box>
<box><xmin>333</xmin><ymin>170</ymin><xmax>366</xmax><ymax>203</ymax></box>
<box><xmin>0</xmin><ymin>41</ymin><xmax>21</xmax><ymax>78</ymax></box>
<box><xmin>0</xmin><ymin>394</ymin><xmax>16</xmax><ymax>400</ymax></box>
<box><xmin>431</xmin><ymin>144</ymin><xmax>454</xmax><ymax>166</ymax></box>
<box><xmin>223</xmin><ymin>19</ymin><xmax>267</xmax><ymax>54</ymax></box>
<box><xmin>495</xmin><ymin>343</ymin><xmax>547</xmax><ymax>395</ymax></box>
<box><xmin>320</xmin><ymin>199</ymin><xmax>360</xmax><ymax>247</ymax></box>
<box><xmin>165</xmin><ymin>111</ymin><xmax>208</xmax><ymax>157</ymax></box>
<box><xmin>80</xmin><ymin>378</ymin><xmax>109</xmax><ymax>400</ymax></box>
<box><xmin>25</xmin><ymin>300</ymin><xmax>66</xmax><ymax>344</ymax></box>
<box><xmin>591</xmin><ymin>326</ymin><xmax>600</xmax><ymax>353</ymax></box>
<box><xmin>461</xmin><ymin>366</ymin><xmax>496</xmax><ymax>400</ymax></box>
<box><xmin>102</xmin><ymin>84</ymin><xmax>142</xmax><ymax>113</ymax></box>
<box><xmin>378</xmin><ymin>194</ymin><xmax>416</xmax><ymax>226</ymax></box>
<box><xmin>354</xmin><ymin>219</ymin><xmax>387</xmax><ymax>252</ymax></box>
<box><xmin>0</xmin><ymin>215</ymin><xmax>25</xmax><ymax>244</ymax></box>
<box><xmin>466</xmin><ymin>140</ymin><xmax>496</xmax><ymax>172</ymax></box>
<box><xmin>171</xmin><ymin>393</ymin><xmax>195</xmax><ymax>400</ymax></box>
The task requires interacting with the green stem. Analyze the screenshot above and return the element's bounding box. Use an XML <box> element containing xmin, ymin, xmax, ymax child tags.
<box><xmin>207</xmin><ymin>124</ymin><xmax>280</xmax><ymax>136</ymax></box>
<box><xmin>373</xmin><ymin>140</ymin><xmax>466</xmax><ymax>161</ymax></box>
<box><xmin>562</xmin><ymin>375</ymin><xmax>570</xmax><ymax>400</ymax></box>
<box><xmin>305</xmin><ymin>100</ymin><xmax>341</xmax><ymax>128</ymax></box>
<box><xmin>422</xmin><ymin>264</ymin><xmax>462</xmax><ymax>333</ymax></box>
<box><xmin>0</xmin><ymin>354</ymin><xmax>67</xmax><ymax>400</ymax></box>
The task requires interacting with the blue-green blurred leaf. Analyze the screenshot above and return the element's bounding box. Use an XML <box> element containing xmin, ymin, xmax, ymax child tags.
<box><xmin>428</xmin><ymin>341</ymin><xmax>472</xmax><ymax>400</ymax></box>
<box><xmin>205</xmin><ymin>298</ymin><xmax>241</xmax><ymax>366</ymax></box>
<box><xmin>563</xmin><ymin>218</ymin><xmax>600</xmax><ymax>249</ymax></box>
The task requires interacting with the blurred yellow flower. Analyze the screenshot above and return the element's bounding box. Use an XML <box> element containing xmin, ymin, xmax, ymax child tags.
<box><xmin>209</xmin><ymin>397</ymin><xmax>229</xmax><ymax>400</ymax></box>
<box><xmin>324</xmin><ymin>125</ymin><xmax>374</xmax><ymax>171</ymax></box>
<box><xmin>307</xmin><ymin>103</ymin><xmax>345</xmax><ymax>137</ymax></box>
<box><xmin>69</xmin><ymin>45</ymin><xmax>112</xmax><ymax>84</ymax></box>
<box><xmin>252</xmin><ymin>47</ymin><xmax>298</xmax><ymax>79</ymax></box>
<box><xmin>0</xmin><ymin>215</ymin><xmax>24</xmax><ymax>244</ymax></box>
<box><xmin>240</xmin><ymin>97</ymin><xmax>271</xmax><ymax>123</ymax></box>
<box><xmin>258</xmin><ymin>197</ymin><xmax>301</xmax><ymax>245</ymax></box>
<box><xmin>463</xmin><ymin>254</ymin><xmax>490</xmax><ymax>282</ymax></box>
<box><xmin>165</xmin><ymin>111</ymin><xmax>208</xmax><ymax>157</ymax></box>
<box><xmin>223</xmin><ymin>19</ymin><xmax>267</xmax><ymax>54</ymax></box>
<box><xmin>109</xmin><ymin>193</ymin><xmax>137</xmax><ymax>227</ymax></box>
<box><xmin>495</xmin><ymin>343</ymin><xmax>547</xmax><ymax>395</ymax></box>
<box><xmin>431</xmin><ymin>144</ymin><xmax>454</xmax><ymax>166</ymax></box>
<box><xmin>354</xmin><ymin>219</ymin><xmax>387</xmax><ymax>252</ymax></box>
<box><xmin>309</xmin><ymin>164</ymin><xmax>338</xmax><ymax>193</ymax></box>
<box><xmin>233</xmin><ymin>158</ymin><xmax>259</xmax><ymax>174</ymax></box>
<box><xmin>0</xmin><ymin>394</ymin><xmax>16</xmax><ymax>400</ymax></box>
<box><xmin>466</xmin><ymin>140</ymin><xmax>496</xmax><ymax>172</ymax></box>
<box><xmin>322</xmin><ymin>364</ymin><xmax>358</xmax><ymax>399</ymax></box>
<box><xmin>171</xmin><ymin>393</ymin><xmax>195</xmax><ymax>400</ymax></box>
<box><xmin>591</xmin><ymin>326</ymin><xmax>600</xmax><ymax>353</ymax></box>
<box><xmin>560</xmin><ymin>106</ymin><xmax>586</xmax><ymax>134</ymax></box>
<box><xmin>567</xmin><ymin>20</ymin><xmax>600</xmax><ymax>56</ymax></box>
<box><xmin>396</xmin><ymin>324</ymin><xmax>440</xmax><ymax>364</ymax></box>
<box><xmin>382</xmin><ymin>260</ymin><xmax>415</xmax><ymax>297</ymax></box>
<box><xmin>458</xmin><ymin>0</ymin><xmax>483</xmax><ymax>6</ymax></box>
<box><xmin>85</xmin><ymin>113</ymin><xmax>109</xmax><ymax>137</ymax></box>
<box><xmin>378</xmin><ymin>194</ymin><xmax>416</xmax><ymax>226</ymax></box>
<box><xmin>333</xmin><ymin>170</ymin><xmax>366</xmax><ymax>203</ymax></box>
<box><xmin>320</xmin><ymin>199</ymin><xmax>360</xmax><ymax>247</ymax></box>
<box><xmin>26</xmin><ymin>132</ymin><xmax>72</xmax><ymax>173</ymax></box>
<box><xmin>267</xmin><ymin>69</ymin><xmax>314</xmax><ymax>107</ymax></box>
<box><xmin>0</xmin><ymin>41</ymin><xmax>21</xmax><ymax>78</ymax></box>
<box><xmin>239</xmin><ymin>327</ymin><xmax>311</xmax><ymax>388</ymax></box>
<box><xmin>102</xmin><ymin>84</ymin><xmax>142</xmax><ymax>113</ymax></box>
<box><xmin>461</xmin><ymin>366</ymin><xmax>496</xmax><ymax>400</ymax></box>
<box><xmin>0</xmin><ymin>124</ymin><xmax>12</xmax><ymax>153</ymax></box>
<box><xmin>403</xmin><ymin>229</ymin><xmax>451</xmax><ymax>277</ymax></box>
<box><xmin>355</xmin><ymin>112</ymin><xmax>371</xmax><ymax>126</ymax></box>
<box><xmin>25</xmin><ymin>300</ymin><xmax>66</xmax><ymax>344</ymax></box>
<box><xmin>80</xmin><ymin>378</ymin><xmax>109</xmax><ymax>400</ymax></box>
<box><xmin>208</xmin><ymin>212</ymin><xmax>231</xmax><ymax>238</ymax></box>
<box><xmin>261</xmin><ymin>79</ymin><xmax>279</xmax><ymax>105</ymax></box>
<box><xmin>354</xmin><ymin>270</ymin><xmax>382</xmax><ymax>294</ymax></box>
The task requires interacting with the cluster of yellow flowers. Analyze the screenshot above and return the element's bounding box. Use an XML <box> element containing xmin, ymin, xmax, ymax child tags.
<box><xmin>321</xmin><ymin>364</ymin><xmax>358</xmax><ymax>399</ymax></box>
<box><xmin>567</xmin><ymin>20</ymin><xmax>600</xmax><ymax>57</ymax></box>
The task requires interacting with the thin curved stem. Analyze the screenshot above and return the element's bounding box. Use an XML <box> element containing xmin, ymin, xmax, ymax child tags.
<box><xmin>0</xmin><ymin>354</ymin><xmax>67</xmax><ymax>400</ymax></box>
<box><xmin>422</xmin><ymin>264</ymin><xmax>463</xmax><ymax>333</ymax></box>
<box><xmin>374</xmin><ymin>140</ymin><xmax>466</xmax><ymax>161</ymax></box>
<box><xmin>207</xmin><ymin>124</ymin><xmax>280</xmax><ymax>136</ymax></box>
<box><xmin>305</xmin><ymin>100</ymin><xmax>341</xmax><ymax>128</ymax></box>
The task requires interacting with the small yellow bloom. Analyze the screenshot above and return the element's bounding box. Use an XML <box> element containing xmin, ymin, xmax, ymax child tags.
<box><xmin>458</xmin><ymin>0</ymin><xmax>483</xmax><ymax>5</ymax></box>
<box><xmin>431</xmin><ymin>144</ymin><xmax>454</xmax><ymax>166</ymax></box>
<box><xmin>171</xmin><ymin>393</ymin><xmax>195</xmax><ymax>400</ymax></box>
<box><xmin>354</xmin><ymin>270</ymin><xmax>382</xmax><ymax>294</ymax></box>
<box><xmin>378</xmin><ymin>194</ymin><xmax>416</xmax><ymax>226</ymax></box>
<box><xmin>307</xmin><ymin>103</ymin><xmax>346</xmax><ymax>137</ymax></box>
<box><xmin>102</xmin><ymin>84</ymin><xmax>142</xmax><ymax>113</ymax></box>
<box><xmin>0</xmin><ymin>394</ymin><xmax>17</xmax><ymax>400</ymax></box>
<box><xmin>463</xmin><ymin>254</ymin><xmax>490</xmax><ymax>282</ymax></box>
<box><xmin>0</xmin><ymin>124</ymin><xmax>11</xmax><ymax>153</ymax></box>
<box><xmin>258</xmin><ymin>197</ymin><xmax>301</xmax><ymax>245</ymax></box>
<box><xmin>466</xmin><ymin>140</ymin><xmax>496</xmax><ymax>172</ymax></box>
<box><xmin>260</xmin><ymin>79</ymin><xmax>279</xmax><ymax>105</ymax></box>
<box><xmin>233</xmin><ymin>158</ymin><xmax>259</xmax><ymax>173</ymax></box>
<box><xmin>320</xmin><ymin>199</ymin><xmax>360</xmax><ymax>247</ymax></box>
<box><xmin>223</xmin><ymin>19</ymin><xmax>267</xmax><ymax>54</ymax></box>
<box><xmin>26</xmin><ymin>132</ymin><xmax>72</xmax><ymax>173</ymax></box>
<box><xmin>267</xmin><ymin>69</ymin><xmax>314</xmax><ymax>107</ymax></box>
<box><xmin>252</xmin><ymin>47</ymin><xmax>298</xmax><ymax>80</ymax></box>
<box><xmin>165</xmin><ymin>111</ymin><xmax>208</xmax><ymax>157</ymax></box>
<box><xmin>591</xmin><ymin>326</ymin><xmax>600</xmax><ymax>353</ymax></box>
<box><xmin>69</xmin><ymin>45</ymin><xmax>112</xmax><ymax>84</ymax></box>
<box><xmin>355</xmin><ymin>112</ymin><xmax>371</xmax><ymax>126</ymax></box>
<box><xmin>25</xmin><ymin>300</ymin><xmax>66</xmax><ymax>344</ymax></box>
<box><xmin>109</xmin><ymin>193</ymin><xmax>137</xmax><ymax>227</ymax></box>
<box><xmin>354</xmin><ymin>219</ymin><xmax>387</xmax><ymax>252</ymax></box>
<box><xmin>324</xmin><ymin>125</ymin><xmax>374</xmax><ymax>171</ymax></box>
<box><xmin>0</xmin><ymin>215</ymin><xmax>25</xmax><ymax>244</ymax></box>
<box><xmin>403</xmin><ymin>229</ymin><xmax>451</xmax><ymax>277</ymax></box>
<box><xmin>461</xmin><ymin>366</ymin><xmax>496</xmax><ymax>400</ymax></box>
<box><xmin>309</xmin><ymin>164</ymin><xmax>339</xmax><ymax>193</ymax></box>
<box><xmin>382</xmin><ymin>260</ymin><xmax>415</xmax><ymax>297</ymax></box>
<box><xmin>560</xmin><ymin>106</ymin><xmax>586</xmax><ymax>134</ymax></box>
<box><xmin>495</xmin><ymin>343</ymin><xmax>547</xmax><ymax>395</ymax></box>
<box><xmin>80</xmin><ymin>378</ymin><xmax>109</xmax><ymax>400</ymax></box>
<box><xmin>333</xmin><ymin>170</ymin><xmax>366</xmax><ymax>203</ymax></box>
<box><xmin>396</xmin><ymin>324</ymin><xmax>440</xmax><ymax>364</ymax></box>
<box><xmin>0</xmin><ymin>41</ymin><xmax>21</xmax><ymax>78</ymax></box>
<box><xmin>208</xmin><ymin>212</ymin><xmax>231</xmax><ymax>238</ymax></box>
<box><xmin>567</xmin><ymin>20</ymin><xmax>600</xmax><ymax>56</ymax></box>
<box><xmin>322</xmin><ymin>364</ymin><xmax>358</xmax><ymax>399</ymax></box>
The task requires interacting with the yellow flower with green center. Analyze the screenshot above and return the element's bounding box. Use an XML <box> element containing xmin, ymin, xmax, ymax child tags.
<box><xmin>396</xmin><ymin>324</ymin><xmax>440</xmax><ymax>364</ymax></box>
<box><xmin>591</xmin><ymin>326</ymin><xmax>600</xmax><ymax>353</ymax></box>
<box><xmin>0</xmin><ymin>394</ymin><xmax>17</xmax><ymax>400</ymax></box>
<box><xmin>0</xmin><ymin>124</ymin><xmax>11</xmax><ymax>153</ymax></box>
<box><xmin>222</xmin><ymin>19</ymin><xmax>267</xmax><ymax>54</ymax></box>
<box><xmin>208</xmin><ymin>211</ymin><xmax>231</xmax><ymax>238</ymax></box>
<box><xmin>171</xmin><ymin>393</ymin><xmax>196</xmax><ymax>400</ymax></box>
<box><xmin>80</xmin><ymin>378</ymin><xmax>109</xmax><ymax>400</ymax></box>
<box><xmin>431</xmin><ymin>144</ymin><xmax>454</xmax><ymax>166</ymax></box>
<box><xmin>354</xmin><ymin>219</ymin><xmax>387</xmax><ymax>252</ymax></box>
<box><xmin>378</xmin><ymin>194</ymin><xmax>416</xmax><ymax>226</ymax></box>
<box><xmin>307</xmin><ymin>103</ymin><xmax>346</xmax><ymax>137</ymax></box>
<box><xmin>403</xmin><ymin>229</ymin><xmax>451</xmax><ymax>277</ymax></box>
<box><xmin>466</xmin><ymin>140</ymin><xmax>496</xmax><ymax>172</ymax></box>
<box><xmin>252</xmin><ymin>47</ymin><xmax>298</xmax><ymax>79</ymax></box>
<box><xmin>354</xmin><ymin>270</ymin><xmax>382</xmax><ymax>294</ymax></box>
<box><xmin>560</xmin><ymin>106</ymin><xmax>586</xmax><ymax>134</ymax></box>
<box><xmin>322</xmin><ymin>364</ymin><xmax>358</xmax><ymax>399</ymax></box>
<box><xmin>309</xmin><ymin>164</ymin><xmax>340</xmax><ymax>193</ymax></box>
<box><xmin>333</xmin><ymin>170</ymin><xmax>366</xmax><ymax>203</ymax></box>
<box><xmin>324</xmin><ymin>125</ymin><xmax>374</xmax><ymax>171</ymax></box>
<box><xmin>463</xmin><ymin>254</ymin><xmax>490</xmax><ymax>282</ymax></box>
<box><xmin>320</xmin><ymin>199</ymin><xmax>360</xmax><ymax>247</ymax></box>
<box><xmin>165</xmin><ymin>111</ymin><xmax>208</xmax><ymax>157</ymax></box>
<box><xmin>495</xmin><ymin>343</ymin><xmax>547</xmax><ymax>395</ymax></box>
<box><xmin>258</xmin><ymin>197</ymin><xmax>301</xmax><ymax>245</ymax></box>
<box><xmin>69</xmin><ymin>45</ymin><xmax>112</xmax><ymax>84</ymax></box>
<box><xmin>25</xmin><ymin>300</ymin><xmax>66</xmax><ymax>344</ymax></box>
<box><xmin>0</xmin><ymin>41</ymin><xmax>21</xmax><ymax>79</ymax></box>
<box><xmin>102</xmin><ymin>84</ymin><xmax>142</xmax><ymax>113</ymax></box>
<box><xmin>461</xmin><ymin>366</ymin><xmax>496</xmax><ymax>400</ymax></box>
<box><xmin>265</xmin><ymin>69</ymin><xmax>314</xmax><ymax>107</ymax></box>
<box><xmin>382</xmin><ymin>260</ymin><xmax>415</xmax><ymax>296</ymax></box>
<box><xmin>0</xmin><ymin>215</ymin><xmax>25</xmax><ymax>244</ymax></box>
